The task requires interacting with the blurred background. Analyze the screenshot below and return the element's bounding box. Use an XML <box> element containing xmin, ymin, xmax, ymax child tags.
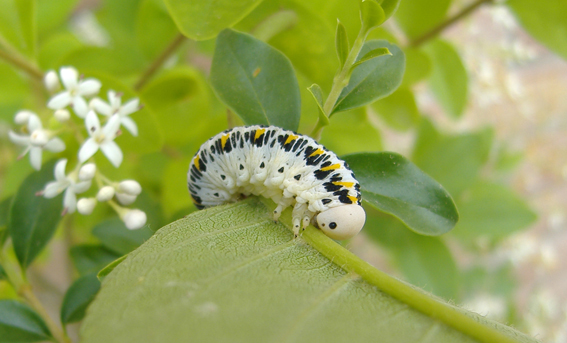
<box><xmin>0</xmin><ymin>0</ymin><xmax>565</xmax><ymax>341</ymax></box>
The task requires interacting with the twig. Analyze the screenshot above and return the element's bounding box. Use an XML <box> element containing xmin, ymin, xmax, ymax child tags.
<box><xmin>20</xmin><ymin>285</ymin><xmax>71</xmax><ymax>343</ymax></box>
<box><xmin>0</xmin><ymin>47</ymin><xmax>43</xmax><ymax>81</ymax></box>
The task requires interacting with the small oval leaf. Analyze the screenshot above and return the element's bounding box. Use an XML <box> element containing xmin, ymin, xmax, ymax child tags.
<box><xmin>335</xmin><ymin>20</ymin><xmax>349</xmax><ymax>68</ymax></box>
<box><xmin>8</xmin><ymin>160</ymin><xmax>63</xmax><ymax>269</ymax></box>
<box><xmin>210</xmin><ymin>28</ymin><xmax>301</xmax><ymax>131</ymax></box>
<box><xmin>0</xmin><ymin>300</ymin><xmax>52</xmax><ymax>342</ymax></box>
<box><xmin>60</xmin><ymin>274</ymin><xmax>101</xmax><ymax>325</ymax></box>
<box><xmin>343</xmin><ymin>152</ymin><xmax>459</xmax><ymax>235</ymax></box>
<box><xmin>307</xmin><ymin>83</ymin><xmax>329</xmax><ymax>126</ymax></box>
<box><xmin>70</xmin><ymin>244</ymin><xmax>121</xmax><ymax>276</ymax></box>
<box><xmin>92</xmin><ymin>218</ymin><xmax>153</xmax><ymax>256</ymax></box>
<box><xmin>332</xmin><ymin>40</ymin><xmax>405</xmax><ymax>114</ymax></box>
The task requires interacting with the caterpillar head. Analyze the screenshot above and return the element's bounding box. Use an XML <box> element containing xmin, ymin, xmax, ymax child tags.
<box><xmin>316</xmin><ymin>205</ymin><xmax>366</xmax><ymax>240</ymax></box>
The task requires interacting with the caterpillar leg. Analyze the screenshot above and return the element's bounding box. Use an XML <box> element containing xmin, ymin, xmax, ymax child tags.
<box><xmin>272</xmin><ymin>197</ymin><xmax>293</xmax><ymax>222</ymax></box>
<box><xmin>292</xmin><ymin>202</ymin><xmax>308</xmax><ymax>238</ymax></box>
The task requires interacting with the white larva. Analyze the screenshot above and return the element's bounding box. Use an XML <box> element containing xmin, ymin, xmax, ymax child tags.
<box><xmin>187</xmin><ymin>125</ymin><xmax>366</xmax><ymax>240</ymax></box>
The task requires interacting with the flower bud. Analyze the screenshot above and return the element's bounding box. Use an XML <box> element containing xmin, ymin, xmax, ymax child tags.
<box><xmin>14</xmin><ymin>110</ymin><xmax>34</xmax><ymax>125</ymax></box>
<box><xmin>97</xmin><ymin>186</ymin><xmax>115</xmax><ymax>202</ymax></box>
<box><xmin>29</xmin><ymin>130</ymin><xmax>49</xmax><ymax>146</ymax></box>
<box><xmin>78</xmin><ymin>163</ymin><xmax>96</xmax><ymax>181</ymax></box>
<box><xmin>122</xmin><ymin>209</ymin><xmax>147</xmax><ymax>230</ymax></box>
<box><xmin>118</xmin><ymin>180</ymin><xmax>142</xmax><ymax>196</ymax></box>
<box><xmin>77</xmin><ymin>198</ymin><xmax>97</xmax><ymax>215</ymax></box>
<box><xmin>44</xmin><ymin>70</ymin><xmax>60</xmax><ymax>92</ymax></box>
<box><xmin>54</xmin><ymin>109</ymin><xmax>70</xmax><ymax>122</ymax></box>
<box><xmin>116</xmin><ymin>192</ymin><xmax>136</xmax><ymax>205</ymax></box>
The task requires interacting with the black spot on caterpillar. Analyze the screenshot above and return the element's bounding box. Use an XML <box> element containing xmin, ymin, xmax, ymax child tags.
<box><xmin>187</xmin><ymin>125</ymin><xmax>365</xmax><ymax>240</ymax></box>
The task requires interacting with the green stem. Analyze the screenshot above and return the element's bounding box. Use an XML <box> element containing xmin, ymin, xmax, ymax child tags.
<box><xmin>300</xmin><ymin>226</ymin><xmax>519</xmax><ymax>343</ymax></box>
<box><xmin>410</xmin><ymin>0</ymin><xmax>494</xmax><ymax>48</ymax></box>
<box><xmin>0</xmin><ymin>40</ymin><xmax>43</xmax><ymax>81</ymax></box>
<box><xmin>20</xmin><ymin>285</ymin><xmax>71</xmax><ymax>343</ymax></box>
<box><xmin>311</xmin><ymin>28</ymin><xmax>367</xmax><ymax>140</ymax></box>
<box><xmin>134</xmin><ymin>33</ymin><xmax>187</xmax><ymax>91</ymax></box>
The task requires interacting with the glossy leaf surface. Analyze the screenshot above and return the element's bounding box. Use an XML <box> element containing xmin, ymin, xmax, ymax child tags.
<box><xmin>0</xmin><ymin>300</ymin><xmax>52</xmax><ymax>342</ymax></box>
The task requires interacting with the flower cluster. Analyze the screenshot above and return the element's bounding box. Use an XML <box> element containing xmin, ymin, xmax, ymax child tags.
<box><xmin>8</xmin><ymin>66</ymin><xmax>147</xmax><ymax>229</ymax></box>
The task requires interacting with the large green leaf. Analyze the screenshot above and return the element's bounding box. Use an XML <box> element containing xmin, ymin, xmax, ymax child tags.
<box><xmin>423</xmin><ymin>39</ymin><xmax>468</xmax><ymax>118</ymax></box>
<box><xmin>8</xmin><ymin>160</ymin><xmax>63</xmax><ymax>269</ymax></box>
<box><xmin>394</xmin><ymin>0</ymin><xmax>452</xmax><ymax>40</ymax></box>
<box><xmin>0</xmin><ymin>300</ymin><xmax>52</xmax><ymax>342</ymax></box>
<box><xmin>344</xmin><ymin>152</ymin><xmax>458</xmax><ymax>236</ymax></box>
<box><xmin>60</xmin><ymin>274</ymin><xmax>101</xmax><ymax>324</ymax></box>
<box><xmin>210</xmin><ymin>28</ymin><xmax>301</xmax><ymax>131</ymax></box>
<box><xmin>163</xmin><ymin>0</ymin><xmax>264</xmax><ymax>40</ymax></box>
<box><xmin>453</xmin><ymin>181</ymin><xmax>537</xmax><ymax>242</ymax></box>
<box><xmin>37</xmin><ymin>0</ymin><xmax>77</xmax><ymax>33</ymax></box>
<box><xmin>371</xmin><ymin>87</ymin><xmax>420</xmax><ymax>131</ymax></box>
<box><xmin>507</xmin><ymin>0</ymin><xmax>567</xmax><ymax>60</ymax></box>
<box><xmin>81</xmin><ymin>199</ymin><xmax>536</xmax><ymax>343</ymax></box>
<box><xmin>320</xmin><ymin>108</ymin><xmax>382</xmax><ymax>155</ymax></box>
<box><xmin>412</xmin><ymin>118</ymin><xmax>493</xmax><ymax>197</ymax></box>
<box><xmin>92</xmin><ymin>218</ymin><xmax>154</xmax><ymax>255</ymax></box>
<box><xmin>135</xmin><ymin>0</ymin><xmax>178</xmax><ymax>59</ymax></box>
<box><xmin>333</xmin><ymin>40</ymin><xmax>405</xmax><ymax>114</ymax></box>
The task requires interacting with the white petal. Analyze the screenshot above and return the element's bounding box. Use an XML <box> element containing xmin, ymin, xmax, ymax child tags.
<box><xmin>28</xmin><ymin>114</ymin><xmax>42</xmax><ymax>131</ymax></box>
<box><xmin>30</xmin><ymin>130</ymin><xmax>49</xmax><ymax>147</ymax></box>
<box><xmin>116</xmin><ymin>192</ymin><xmax>136</xmax><ymax>205</ymax></box>
<box><xmin>78</xmin><ymin>163</ymin><xmax>96</xmax><ymax>181</ymax></box>
<box><xmin>78</xmin><ymin>79</ymin><xmax>102</xmax><ymax>96</ymax></box>
<box><xmin>120</xmin><ymin>117</ymin><xmax>138</xmax><ymax>136</ymax></box>
<box><xmin>85</xmin><ymin>111</ymin><xmax>101</xmax><ymax>136</ymax></box>
<box><xmin>44</xmin><ymin>70</ymin><xmax>60</xmax><ymax>92</ymax></box>
<box><xmin>108</xmin><ymin>90</ymin><xmax>120</xmax><ymax>108</ymax></box>
<box><xmin>97</xmin><ymin>186</ymin><xmax>115</xmax><ymax>202</ymax></box>
<box><xmin>72</xmin><ymin>180</ymin><xmax>92</xmax><ymax>194</ymax></box>
<box><xmin>54</xmin><ymin>109</ymin><xmax>71</xmax><ymax>122</ymax></box>
<box><xmin>60</xmin><ymin>67</ymin><xmax>78</xmax><ymax>90</ymax></box>
<box><xmin>100</xmin><ymin>140</ymin><xmax>123</xmax><ymax>167</ymax></box>
<box><xmin>54</xmin><ymin>159</ymin><xmax>68</xmax><ymax>181</ymax></box>
<box><xmin>119</xmin><ymin>98</ymin><xmax>139</xmax><ymax>116</ymax></box>
<box><xmin>43</xmin><ymin>180</ymin><xmax>68</xmax><ymax>198</ymax></box>
<box><xmin>78</xmin><ymin>138</ymin><xmax>99</xmax><ymax>162</ymax></box>
<box><xmin>122</xmin><ymin>209</ymin><xmax>146</xmax><ymax>230</ymax></box>
<box><xmin>103</xmin><ymin>114</ymin><xmax>121</xmax><ymax>139</ymax></box>
<box><xmin>63</xmin><ymin>188</ymin><xmax>77</xmax><ymax>213</ymax></box>
<box><xmin>29</xmin><ymin>147</ymin><xmax>42</xmax><ymax>170</ymax></box>
<box><xmin>119</xmin><ymin>180</ymin><xmax>141</xmax><ymax>195</ymax></box>
<box><xmin>44</xmin><ymin>137</ymin><xmax>66</xmax><ymax>152</ymax></box>
<box><xmin>47</xmin><ymin>92</ymin><xmax>72</xmax><ymax>110</ymax></box>
<box><xmin>74</xmin><ymin>96</ymin><xmax>90</xmax><ymax>118</ymax></box>
<box><xmin>8</xmin><ymin>131</ymin><xmax>30</xmax><ymax>146</ymax></box>
<box><xmin>14</xmin><ymin>110</ymin><xmax>34</xmax><ymax>124</ymax></box>
<box><xmin>90</xmin><ymin>98</ymin><xmax>113</xmax><ymax>116</ymax></box>
<box><xmin>77</xmin><ymin>198</ymin><xmax>96</xmax><ymax>215</ymax></box>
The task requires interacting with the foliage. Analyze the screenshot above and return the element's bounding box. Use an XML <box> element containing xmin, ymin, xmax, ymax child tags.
<box><xmin>0</xmin><ymin>0</ymin><xmax>558</xmax><ymax>341</ymax></box>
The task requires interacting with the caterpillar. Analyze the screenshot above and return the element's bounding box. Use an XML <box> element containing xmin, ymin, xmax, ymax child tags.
<box><xmin>187</xmin><ymin>125</ymin><xmax>366</xmax><ymax>240</ymax></box>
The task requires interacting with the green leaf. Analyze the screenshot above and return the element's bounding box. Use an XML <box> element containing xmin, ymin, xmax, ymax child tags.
<box><xmin>61</xmin><ymin>46</ymin><xmax>146</xmax><ymax>76</ymax></box>
<box><xmin>360</xmin><ymin>0</ymin><xmax>386</xmax><ymax>33</ymax></box>
<box><xmin>454</xmin><ymin>181</ymin><xmax>537</xmax><ymax>242</ymax></box>
<box><xmin>14</xmin><ymin>0</ymin><xmax>36</xmax><ymax>57</ymax></box>
<box><xmin>423</xmin><ymin>39</ymin><xmax>468</xmax><ymax>118</ymax></box>
<box><xmin>335</xmin><ymin>20</ymin><xmax>349</xmax><ymax>68</ymax></box>
<box><xmin>161</xmin><ymin>157</ymin><xmax>195</xmax><ymax>218</ymax></box>
<box><xmin>97</xmin><ymin>255</ymin><xmax>127</xmax><ymax>281</ymax></box>
<box><xmin>371</xmin><ymin>87</ymin><xmax>419</xmax><ymax>131</ymax></box>
<box><xmin>507</xmin><ymin>0</ymin><xmax>567</xmax><ymax>60</ymax></box>
<box><xmin>350</xmin><ymin>47</ymin><xmax>391</xmax><ymax>70</ymax></box>
<box><xmin>8</xmin><ymin>160</ymin><xmax>63</xmax><ymax>269</ymax></box>
<box><xmin>251</xmin><ymin>10</ymin><xmax>297</xmax><ymax>42</ymax></box>
<box><xmin>412</xmin><ymin>118</ymin><xmax>493</xmax><ymax>197</ymax></box>
<box><xmin>307</xmin><ymin>83</ymin><xmax>329</xmax><ymax>126</ymax></box>
<box><xmin>210</xmin><ymin>28</ymin><xmax>301</xmax><ymax>131</ymax></box>
<box><xmin>332</xmin><ymin>40</ymin><xmax>405</xmax><ymax>114</ymax></box>
<box><xmin>60</xmin><ymin>274</ymin><xmax>101</xmax><ymax>324</ymax></box>
<box><xmin>80</xmin><ymin>199</ymin><xmax>537</xmax><ymax>343</ymax></box>
<box><xmin>0</xmin><ymin>300</ymin><xmax>52</xmax><ymax>342</ymax></box>
<box><xmin>395</xmin><ymin>0</ymin><xmax>452</xmax><ymax>39</ymax></box>
<box><xmin>0</xmin><ymin>264</ymin><xmax>5</xmax><ymax>280</ymax></box>
<box><xmin>365</xmin><ymin>211</ymin><xmax>458</xmax><ymax>300</ymax></box>
<box><xmin>37</xmin><ymin>31</ymin><xmax>83</xmax><ymax>70</ymax></box>
<box><xmin>379</xmin><ymin>0</ymin><xmax>402</xmax><ymax>21</ymax></box>
<box><xmin>320</xmin><ymin>108</ymin><xmax>382</xmax><ymax>155</ymax></box>
<box><xmin>0</xmin><ymin>197</ymin><xmax>12</xmax><ymax>246</ymax></box>
<box><xmin>343</xmin><ymin>152</ymin><xmax>459</xmax><ymax>235</ymax></box>
<box><xmin>135</xmin><ymin>0</ymin><xmax>178</xmax><ymax>59</ymax></box>
<box><xmin>92</xmin><ymin>218</ymin><xmax>153</xmax><ymax>256</ymax></box>
<box><xmin>70</xmin><ymin>245</ymin><xmax>121</xmax><ymax>276</ymax></box>
<box><xmin>0</xmin><ymin>62</ymin><xmax>28</xmax><ymax>111</ymax></box>
<box><xmin>163</xmin><ymin>0</ymin><xmax>263</xmax><ymax>40</ymax></box>
<box><xmin>402</xmin><ymin>47</ymin><xmax>432</xmax><ymax>86</ymax></box>
<box><xmin>37</xmin><ymin>0</ymin><xmax>78</xmax><ymax>33</ymax></box>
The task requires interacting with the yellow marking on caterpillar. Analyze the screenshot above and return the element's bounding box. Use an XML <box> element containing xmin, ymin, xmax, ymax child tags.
<box><xmin>221</xmin><ymin>134</ymin><xmax>229</xmax><ymax>149</ymax></box>
<box><xmin>254</xmin><ymin>128</ymin><xmax>266</xmax><ymax>140</ymax></box>
<box><xmin>333</xmin><ymin>181</ymin><xmax>354</xmax><ymax>188</ymax></box>
<box><xmin>348</xmin><ymin>195</ymin><xmax>358</xmax><ymax>204</ymax></box>
<box><xmin>309</xmin><ymin>148</ymin><xmax>324</xmax><ymax>157</ymax></box>
<box><xmin>320</xmin><ymin>163</ymin><xmax>340</xmax><ymax>171</ymax></box>
<box><xmin>285</xmin><ymin>134</ymin><xmax>298</xmax><ymax>145</ymax></box>
<box><xmin>194</xmin><ymin>155</ymin><xmax>201</xmax><ymax>171</ymax></box>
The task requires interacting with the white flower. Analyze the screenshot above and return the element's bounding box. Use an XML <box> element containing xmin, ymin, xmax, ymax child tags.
<box><xmin>78</xmin><ymin>111</ymin><xmax>123</xmax><ymax>167</ymax></box>
<box><xmin>47</xmin><ymin>67</ymin><xmax>101</xmax><ymax>118</ymax></box>
<box><xmin>97</xmin><ymin>186</ymin><xmax>115</xmax><ymax>202</ymax></box>
<box><xmin>14</xmin><ymin>110</ymin><xmax>34</xmax><ymax>125</ymax></box>
<box><xmin>43</xmin><ymin>159</ymin><xmax>92</xmax><ymax>214</ymax></box>
<box><xmin>77</xmin><ymin>198</ymin><xmax>97</xmax><ymax>215</ymax></box>
<box><xmin>116</xmin><ymin>192</ymin><xmax>136</xmax><ymax>205</ymax></box>
<box><xmin>122</xmin><ymin>209</ymin><xmax>147</xmax><ymax>230</ymax></box>
<box><xmin>54</xmin><ymin>109</ymin><xmax>70</xmax><ymax>122</ymax></box>
<box><xmin>44</xmin><ymin>70</ymin><xmax>60</xmax><ymax>92</ymax></box>
<box><xmin>90</xmin><ymin>90</ymin><xmax>140</xmax><ymax>136</ymax></box>
<box><xmin>118</xmin><ymin>180</ymin><xmax>141</xmax><ymax>195</ymax></box>
<box><xmin>8</xmin><ymin>114</ymin><xmax>65</xmax><ymax>170</ymax></box>
<box><xmin>78</xmin><ymin>163</ymin><xmax>96</xmax><ymax>181</ymax></box>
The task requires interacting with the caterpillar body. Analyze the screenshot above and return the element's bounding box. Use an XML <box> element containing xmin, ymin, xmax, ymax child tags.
<box><xmin>187</xmin><ymin>125</ymin><xmax>366</xmax><ymax>240</ymax></box>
